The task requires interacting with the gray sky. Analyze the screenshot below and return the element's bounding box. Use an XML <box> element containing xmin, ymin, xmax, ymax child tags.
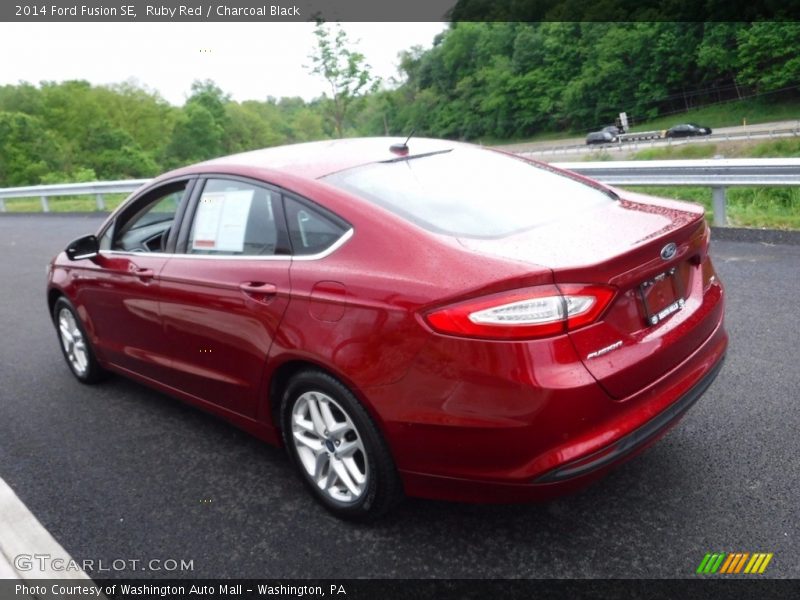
<box><xmin>0</xmin><ymin>22</ymin><xmax>447</xmax><ymax>104</ymax></box>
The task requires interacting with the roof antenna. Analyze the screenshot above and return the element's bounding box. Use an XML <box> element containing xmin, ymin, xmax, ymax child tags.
<box><xmin>389</xmin><ymin>129</ymin><xmax>415</xmax><ymax>155</ymax></box>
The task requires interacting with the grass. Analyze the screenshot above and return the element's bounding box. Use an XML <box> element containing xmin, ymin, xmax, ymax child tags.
<box><xmin>743</xmin><ymin>137</ymin><xmax>800</xmax><ymax>158</ymax></box>
<box><xmin>480</xmin><ymin>129</ymin><xmax>584</xmax><ymax>146</ymax></box>
<box><xmin>618</xmin><ymin>138</ymin><xmax>800</xmax><ymax>230</ymax></box>
<box><xmin>631</xmin><ymin>137</ymin><xmax>800</xmax><ymax>161</ymax></box>
<box><xmin>623</xmin><ymin>186</ymin><xmax>800</xmax><ymax>230</ymax></box>
<box><xmin>631</xmin><ymin>144</ymin><xmax>720</xmax><ymax>160</ymax></box>
<box><xmin>2</xmin><ymin>195</ymin><xmax>128</xmax><ymax>213</ymax></box>
<box><xmin>626</xmin><ymin>98</ymin><xmax>800</xmax><ymax>132</ymax></box>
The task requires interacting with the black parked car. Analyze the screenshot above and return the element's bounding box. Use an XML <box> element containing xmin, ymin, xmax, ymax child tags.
<box><xmin>666</xmin><ymin>123</ymin><xmax>712</xmax><ymax>138</ymax></box>
<box><xmin>586</xmin><ymin>131</ymin><xmax>617</xmax><ymax>145</ymax></box>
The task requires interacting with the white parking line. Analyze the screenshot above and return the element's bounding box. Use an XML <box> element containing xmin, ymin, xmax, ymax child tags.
<box><xmin>0</xmin><ymin>552</ymin><xmax>19</xmax><ymax>579</ymax></box>
<box><xmin>0</xmin><ymin>476</ymin><xmax>92</xmax><ymax>581</ymax></box>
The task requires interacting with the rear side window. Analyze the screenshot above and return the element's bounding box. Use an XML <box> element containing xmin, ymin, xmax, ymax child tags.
<box><xmin>284</xmin><ymin>196</ymin><xmax>348</xmax><ymax>256</ymax></box>
<box><xmin>189</xmin><ymin>179</ymin><xmax>279</xmax><ymax>256</ymax></box>
<box><xmin>323</xmin><ymin>147</ymin><xmax>614</xmax><ymax>238</ymax></box>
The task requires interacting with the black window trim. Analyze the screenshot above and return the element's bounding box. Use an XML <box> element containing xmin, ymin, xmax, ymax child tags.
<box><xmin>176</xmin><ymin>174</ymin><xmax>290</xmax><ymax>258</ymax></box>
<box><xmin>98</xmin><ymin>176</ymin><xmax>197</xmax><ymax>255</ymax></box>
<box><xmin>281</xmin><ymin>191</ymin><xmax>351</xmax><ymax>257</ymax></box>
<box><xmin>175</xmin><ymin>173</ymin><xmax>353</xmax><ymax>261</ymax></box>
<box><xmin>98</xmin><ymin>173</ymin><xmax>354</xmax><ymax>261</ymax></box>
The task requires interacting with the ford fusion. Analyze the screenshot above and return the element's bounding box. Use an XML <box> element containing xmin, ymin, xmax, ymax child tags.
<box><xmin>47</xmin><ymin>138</ymin><xmax>727</xmax><ymax>519</ymax></box>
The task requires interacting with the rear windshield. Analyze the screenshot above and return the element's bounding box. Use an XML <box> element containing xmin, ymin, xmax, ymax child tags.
<box><xmin>322</xmin><ymin>147</ymin><xmax>614</xmax><ymax>238</ymax></box>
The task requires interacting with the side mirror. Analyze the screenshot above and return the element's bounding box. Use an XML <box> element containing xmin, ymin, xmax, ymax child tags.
<box><xmin>65</xmin><ymin>234</ymin><xmax>99</xmax><ymax>261</ymax></box>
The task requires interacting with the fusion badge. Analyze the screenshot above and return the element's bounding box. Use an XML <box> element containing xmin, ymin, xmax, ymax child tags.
<box><xmin>586</xmin><ymin>340</ymin><xmax>623</xmax><ymax>360</ymax></box>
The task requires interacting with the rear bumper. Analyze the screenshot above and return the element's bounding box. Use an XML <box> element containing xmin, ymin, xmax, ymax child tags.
<box><xmin>392</xmin><ymin>316</ymin><xmax>727</xmax><ymax>503</ymax></box>
<box><xmin>534</xmin><ymin>353</ymin><xmax>724</xmax><ymax>483</ymax></box>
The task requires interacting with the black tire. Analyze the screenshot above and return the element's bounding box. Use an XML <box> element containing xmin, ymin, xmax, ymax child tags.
<box><xmin>52</xmin><ymin>297</ymin><xmax>107</xmax><ymax>384</ymax></box>
<box><xmin>281</xmin><ymin>369</ymin><xmax>403</xmax><ymax>521</ymax></box>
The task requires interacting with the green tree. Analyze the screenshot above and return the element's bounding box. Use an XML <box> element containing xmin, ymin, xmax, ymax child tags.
<box><xmin>0</xmin><ymin>82</ymin><xmax>45</xmax><ymax>116</ymax></box>
<box><xmin>306</xmin><ymin>21</ymin><xmax>378</xmax><ymax>137</ymax></box>
<box><xmin>697</xmin><ymin>23</ymin><xmax>748</xmax><ymax>98</ymax></box>
<box><xmin>84</xmin><ymin>123</ymin><xmax>158</xmax><ymax>179</ymax></box>
<box><xmin>96</xmin><ymin>81</ymin><xmax>177</xmax><ymax>157</ymax></box>
<box><xmin>289</xmin><ymin>107</ymin><xmax>326</xmax><ymax>141</ymax></box>
<box><xmin>0</xmin><ymin>111</ymin><xmax>63</xmax><ymax>185</ymax></box>
<box><xmin>737</xmin><ymin>22</ymin><xmax>800</xmax><ymax>92</ymax></box>
<box><xmin>186</xmin><ymin>79</ymin><xmax>229</xmax><ymax>123</ymax></box>
<box><xmin>223</xmin><ymin>101</ymin><xmax>285</xmax><ymax>153</ymax></box>
<box><xmin>165</xmin><ymin>103</ymin><xmax>224</xmax><ymax>167</ymax></box>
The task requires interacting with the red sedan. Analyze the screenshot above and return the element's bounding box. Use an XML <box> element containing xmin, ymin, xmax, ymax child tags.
<box><xmin>47</xmin><ymin>138</ymin><xmax>727</xmax><ymax>520</ymax></box>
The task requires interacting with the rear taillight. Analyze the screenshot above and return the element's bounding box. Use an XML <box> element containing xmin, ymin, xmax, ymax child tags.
<box><xmin>423</xmin><ymin>284</ymin><xmax>616</xmax><ymax>340</ymax></box>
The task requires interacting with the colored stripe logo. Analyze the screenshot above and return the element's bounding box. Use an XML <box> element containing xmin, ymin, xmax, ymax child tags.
<box><xmin>697</xmin><ymin>552</ymin><xmax>773</xmax><ymax>574</ymax></box>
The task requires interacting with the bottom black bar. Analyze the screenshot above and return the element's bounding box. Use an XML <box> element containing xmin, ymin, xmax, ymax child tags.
<box><xmin>2</xmin><ymin>579</ymin><xmax>798</xmax><ymax>600</ymax></box>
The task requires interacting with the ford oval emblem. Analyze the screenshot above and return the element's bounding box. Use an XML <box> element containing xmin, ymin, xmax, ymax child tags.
<box><xmin>660</xmin><ymin>242</ymin><xmax>677</xmax><ymax>261</ymax></box>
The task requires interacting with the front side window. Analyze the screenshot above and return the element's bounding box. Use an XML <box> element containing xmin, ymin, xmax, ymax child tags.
<box><xmin>109</xmin><ymin>182</ymin><xmax>187</xmax><ymax>252</ymax></box>
<box><xmin>189</xmin><ymin>179</ymin><xmax>279</xmax><ymax>256</ymax></box>
<box><xmin>323</xmin><ymin>147</ymin><xmax>614</xmax><ymax>238</ymax></box>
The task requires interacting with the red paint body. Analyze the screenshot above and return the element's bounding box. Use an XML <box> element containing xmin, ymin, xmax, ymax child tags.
<box><xmin>47</xmin><ymin>138</ymin><xmax>727</xmax><ymax>502</ymax></box>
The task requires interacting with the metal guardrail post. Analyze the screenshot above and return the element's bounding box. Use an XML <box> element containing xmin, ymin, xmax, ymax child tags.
<box><xmin>0</xmin><ymin>199</ymin><xmax>5</xmax><ymax>212</ymax></box>
<box><xmin>40</xmin><ymin>195</ymin><xmax>49</xmax><ymax>213</ymax></box>
<box><xmin>712</xmin><ymin>186</ymin><xmax>727</xmax><ymax>227</ymax></box>
<box><xmin>95</xmin><ymin>193</ymin><xmax>105</xmax><ymax>211</ymax></box>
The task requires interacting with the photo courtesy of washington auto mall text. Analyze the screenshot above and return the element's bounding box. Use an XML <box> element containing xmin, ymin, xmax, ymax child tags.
<box><xmin>13</xmin><ymin>582</ymin><xmax>347</xmax><ymax>598</ymax></box>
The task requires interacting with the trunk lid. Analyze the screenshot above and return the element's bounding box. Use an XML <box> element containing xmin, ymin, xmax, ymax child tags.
<box><xmin>459</xmin><ymin>191</ymin><xmax>718</xmax><ymax>399</ymax></box>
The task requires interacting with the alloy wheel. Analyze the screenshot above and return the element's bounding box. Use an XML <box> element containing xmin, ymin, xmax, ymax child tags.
<box><xmin>58</xmin><ymin>307</ymin><xmax>89</xmax><ymax>377</ymax></box>
<box><xmin>290</xmin><ymin>391</ymin><xmax>369</xmax><ymax>503</ymax></box>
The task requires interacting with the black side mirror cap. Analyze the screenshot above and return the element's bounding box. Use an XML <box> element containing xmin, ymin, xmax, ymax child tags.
<box><xmin>65</xmin><ymin>234</ymin><xmax>99</xmax><ymax>261</ymax></box>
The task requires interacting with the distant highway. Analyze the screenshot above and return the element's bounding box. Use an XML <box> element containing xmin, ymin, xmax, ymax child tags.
<box><xmin>498</xmin><ymin>119</ymin><xmax>800</xmax><ymax>161</ymax></box>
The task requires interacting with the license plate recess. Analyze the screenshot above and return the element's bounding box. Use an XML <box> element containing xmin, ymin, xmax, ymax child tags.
<box><xmin>639</xmin><ymin>267</ymin><xmax>685</xmax><ymax>326</ymax></box>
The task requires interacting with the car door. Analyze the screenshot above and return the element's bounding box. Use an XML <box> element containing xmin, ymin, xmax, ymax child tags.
<box><xmin>77</xmin><ymin>179</ymin><xmax>193</xmax><ymax>382</ymax></box>
<box><xmin>157</xmin><ymin>176</ymin><xmax>292</xmax><ymax>418</ymax></box>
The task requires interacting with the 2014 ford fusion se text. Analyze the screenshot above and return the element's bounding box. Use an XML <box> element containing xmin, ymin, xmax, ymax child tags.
<box><xmin>47</xmin><ymin>137</ymin><xmax>727</xmax><ymax>520</ymax></box>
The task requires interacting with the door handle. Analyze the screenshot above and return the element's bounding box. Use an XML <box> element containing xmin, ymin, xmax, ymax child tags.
<box><xmin>239</xmin><ymin>282</ymin><xmax>278</xmax><ymax>298</ymax></box>
<box><xmin>134</xmin><ymin>268</ymin><xmax>155</xmax><ymax>281</ymax></box>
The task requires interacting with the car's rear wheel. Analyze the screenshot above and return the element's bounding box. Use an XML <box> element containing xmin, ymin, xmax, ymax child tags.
<box><xmin>53</xmin><ymin>297</ymin><xmax>106</xmax><ymax>384</ymax></box>
<box><xmin>281</xmin><ymin>369</ymin><xmax>403</xmax><ymax>520</ymax></box>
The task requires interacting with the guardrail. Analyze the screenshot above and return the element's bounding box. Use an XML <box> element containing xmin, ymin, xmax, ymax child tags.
<box><xmin>0</xmin><ymin>179</ymin><xmax>148</xmax><ymax>213</ymax></box>
<box><xmin>1</xmin><ymin>159</ymin><xmax>800</xmax><ymax>226</ymax></box>
<box><xmin>559</xmin><ymin>158</ymin><xmax>800</xmax><ymax>226</ymax></box>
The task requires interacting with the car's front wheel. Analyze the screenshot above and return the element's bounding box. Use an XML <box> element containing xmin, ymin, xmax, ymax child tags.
<box><xmin>53</xmin><ymin>297</ymin><xmax>107</xmax><ymax>384</ymax></box>
<box><xmin>281</xmin><ymin>370</ymin><xmax>403</xmax><ymax>520</ymax></box>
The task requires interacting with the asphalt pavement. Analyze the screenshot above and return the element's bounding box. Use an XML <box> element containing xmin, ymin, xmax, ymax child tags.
<box><xmin>0</xmin><ymin>214</ymin><xmax>797</xmax><ymax>579</ymax></box>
